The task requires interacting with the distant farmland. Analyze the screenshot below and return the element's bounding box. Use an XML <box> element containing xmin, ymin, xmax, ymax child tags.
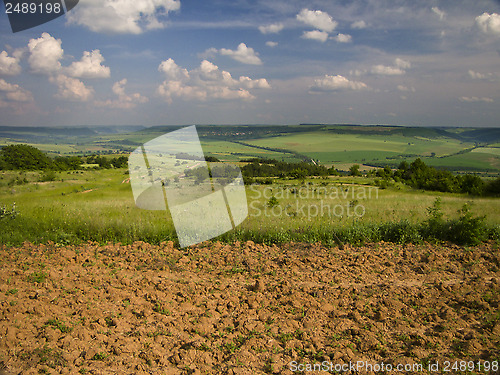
<box><xmin>0</xmin><ymin>124</ymin><xmax>499</xmax><ymax>173</ymax></box>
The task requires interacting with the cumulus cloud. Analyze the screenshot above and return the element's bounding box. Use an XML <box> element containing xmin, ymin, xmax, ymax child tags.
<box><xmin>95</xmin><ymin>79</ymin><xmax>148</xmax><ymax>109</ymax></box>
<box><xmin>66</xmin><ymin>50</ymin><xmax>111</xmax><ymax>79</ymax></box>
<box><xmin>158</xmin><ymin>58</ymin><xmax>189</xmax><ymax>80</ymax></box>
<box><xmin>49</xmin><ymin>74</ymin><xmax>94</xmax><ymax>102</ymax></box>
<box><xmin>332</xmin><ymin>33</ymin><xmax>352</xmax><ymax>43</ymax></box>
<box><xmin>0</xmin><ymin>79</ymin><xmax>33</xmax><ymax>102</ymax></box>
<box><xmin>475</xmin><ymin>12</ymin><xmax>500</xmax><ymax>35</ymax></box>
<box><xmin>66</xmin><ymin>0</ymin><xmax>180</xmax><ymax>34</ymax></box>
<box><xmin>351</xmin><ymin>20</ymin><xmax>367</xmax><ymax>29</ymax></box>
<box><xmin>431</xmin><ymin>7</ymin><xmax>446</xmax><ymax>20</ymax></box>
<box><xmin>0</xmin><ymin>51</ymin><xmax>22</xmax><ymax>76</ymax></box>
<box><xmin>266</xmin><ymin>41</ymin><xmax>278</xmax><ymax>48</ymax></box>
<box><xmin>258</xmin><ymin>23</ymin><xmax>284</xmax><ymax>34</ymax></box>
<box><xmin>238</xmin><ymin>76</ymin><xmax>271</xmax><ymax>89</ymax></box>
<box><xmin>301</xmin><ymin>30</ymin><xmax>329</xmax><ymax>42</ymax></box>
<box><xmin>297</xmin><ymin>9</ymin><xmax>337</xmax><ymax>33</ymax></box>
<box><xmin>156</xmin><ymin>59</ymin><xmax>270</xmax><ymax>103</ymax></box>
<box><xmin>219</xmin><ymin>43</ymin><xmax>262</xmax><ymax>65</ymax></box>
<box><xmin>310</xmin><ymin>75</ymin><xmax>369</xmax><ymax>92</ymax></box>
<box><xmin>371</xmin><ymin>58</ymin><xmax>411</xmax><ymax>75</ymax></box>
<box><xmin>459</xmin><ymin>96</ymin><xmax>493</xmax><ymax>103</ymax></box>
<box><xmin>27</xmin><ymin>33</ymin><xmax>63</xmax><ymax>74</ymax></box>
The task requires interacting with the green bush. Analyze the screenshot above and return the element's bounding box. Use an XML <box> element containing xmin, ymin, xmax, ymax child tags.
<box><xmin>0</xmin><ymin>203</ymin><xmax>18</xmax><ymax>220</ymax></box>
<box><xmin>380</xmin><ymin>219</ymin><xmax>422</xmax><ymax>244</ymax></box>
<box><xmin>39</xmin><ymin>171</ymin><xmax>57</xmax><ymax>182</ymax></box>
<box><xmin>267</xmin><ymin>196</ymin><xmax>279</xmax><ymax>208</ymax></box>
<box><xmin>422</xmin><ymin>198</ymin><xmax>447</xmax><ymax>240</ymax></box>
<box><xmin>447</xmin><ymin>203</ymin><xmax>487</xmax><ymax>245</ymax></box>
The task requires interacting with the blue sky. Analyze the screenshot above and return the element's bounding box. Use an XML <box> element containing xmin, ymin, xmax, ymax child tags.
<box><xmin>0</xmin><ymin>0</ymin><xmax>499</xmax><ymax>127</ymax></box>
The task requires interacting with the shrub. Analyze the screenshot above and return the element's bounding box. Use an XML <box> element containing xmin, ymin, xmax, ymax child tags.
<box><xmin>0</xmin><ymin>203</ymin><xmax>18</xmax><ymax>220</ymax></box>
<box><xmin>267</xmin><ymin>196</ymin><xmax>279</xmax><ymax>208</ymax></box>
<box><xmin>422</xmin><ymin>198</ymin><xmax>446</xmax><ymax>240</ymax></box>
<box><xmin>39</xmin><ymin>170</ymin><xmax>57</xmax><ymax>182</ymax></box>
<box><xmin>380</xmin><ymin>219</ymin><xmax>422</xmax><ymax>244</ymax></box>
<box><xmin>447</xmin><ymin>203</ymin><xmax>487</xmax><ymax>245</ymax></box>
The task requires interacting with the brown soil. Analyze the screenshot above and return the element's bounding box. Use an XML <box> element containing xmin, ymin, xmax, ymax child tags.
<box><xmin>0</xmin><ymin>241</ymin><xmax>499</xmax><ymax>374</ymax></box>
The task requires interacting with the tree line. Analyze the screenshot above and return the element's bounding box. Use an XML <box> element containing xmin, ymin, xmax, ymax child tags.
<box><xmin>241</xmin><ymin>158</ymin><xmax>337</xmax><ymax>179</ymax></box>
<box><xmin>0</xmin><ymin>144</ymin><xmax>128</xmax><ymax>171</ymax></box>
<box><xmin>364</xmin><ymin>158</ymin><xmax>499</xmax><ymax>196</ymax></box>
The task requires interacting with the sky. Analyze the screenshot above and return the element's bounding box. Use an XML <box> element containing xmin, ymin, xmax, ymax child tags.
<box><xmin>0</xmin><ymin>0</ymin><xmax>500</xmax><ymax>127</ymax></box>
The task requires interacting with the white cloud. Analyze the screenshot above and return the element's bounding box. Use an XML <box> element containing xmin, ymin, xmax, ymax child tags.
<box><xmin>371</xmin><ymin>58</ymin><xmax>411</xmax><ymax>75</ymax></box>
<box><xmin>475</xmin><ymin>13</ymin><xmax>500</xmax><ymax>35</ymax></box>
<box><xmin>468</xmin><ymin>70</ymin><xmax>488</xmax><ymax>79</ymax></box>
<box><xmin>333</xmin><ymin>33</ymin><xmax>352</xmax><ymax>43</ymax></box>
<box><xmin>350</xmin><ymin>69</ymin><xmax>365</xmax><ymax>77</ymax></box>
<box><xmin>351</xmin><ymin>20</ymin><xmax>367</xmax><ymax>29</ymax></box>
<box><xmin>395</xmin><ymin>58</ymin><xmax>411</xmax><ymax>69</ymax></box>
<box><xmin>459</xmin><ymin>96</ymin><xmax>493</xmax><ymax>103</ymax></box>
<box><xmin>371</xmin><ymin>65</ymin><xmax>405</xmax><ymax>75</ymax></box>
<box><xmin>158</xmin><ymin>58</ymin><xmax>189</xmax><ymax>80</ymax></box>
<box><xmin>431</xmin><ymin>7</ymin><xmax>446</xmax><ymax>20</ymax></box>
<box><xmin>49</xmin><ymin>74</ymin><xmax>94</xmax><ymax>102</ymax></box>
<box><xmin>258</xmin><ymin>23</ymin><xmax>284</xmax><ymax>34</ymax></box>
<box><xmin>397</xmin><ymin>85</ymin><xmax>407</xmax><ymax>91</ymax></box>
<box><xmin>27</xmin><ymin>33</ymin><xmax>63</xmax><ymax>75</ymax></box>
<box><xmin>266</xmin><ymin>41</ymin><xmax>278</xmax><ymax>48</ymax></box>
<box><xmin>0</xmin><ymin>51</ymin><xmax>22</xmax><ymax>76</ymax></box>
<box><xmin>219</xmin><ymin>43</ymin><xmax>262</xmax><ymax>65</ymax></box>
<box><xmin>310</xmin><ymin>75</ymin><xmax>369</xmax><ymax>92</ymax></box>
<box><xmin>0</xmin><ymin>79</ymin><xmax>33</xmax><ymax>102</ymax></box>
<box><xmin>157</xmin><ymin>59</ymin><xmax>270</xmax><ymax>103</ymax></box>
<box><xmin>397</xmin><ymin>85</ymin><xmax>416</xmax><ymax>92</ymax></box>
<box><xmin>302</xmin><ymin>30</ymin><xmax>329</xmax><ymax>42</ymax></box>
<box><xmin>198</xmin><ymin>47</ymin><xmax>218</xmax><ymax>60</ymax></box>
<box><xmin>238</xmin><ymin>76</ymin><xmax>271</xmax><ymax>89</ymax></box>
<box><xmin>66</xmin><ymin>50</ymin><xmax>111</xmax><ymax>79</ymax></box>
<box><xmin>66</xmin><ymin>0</ymin><xmax>180</xmax><ymax>34</ymax></box>
<box><xmin>95</xmin><ymin>79</ymin><xmax>148</xmax><ymax>109</ymax></box>
<box><xmin>297</xmin><ymin>9</ymin><xmax>337</xmax><ymax>33</ymax></box>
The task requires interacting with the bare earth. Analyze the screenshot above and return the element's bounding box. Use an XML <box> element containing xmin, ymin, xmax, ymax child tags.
<box><xmin>0</xmin><ymin>241</ymin><xmax>499</xmax><ymax>374</ymax></box>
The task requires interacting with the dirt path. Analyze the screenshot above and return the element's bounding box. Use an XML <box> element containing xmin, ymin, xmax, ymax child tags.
<box><xmin>0</xmin><ymin>241</ymin><xmax>499</xmax><ymax>374</ymax></box>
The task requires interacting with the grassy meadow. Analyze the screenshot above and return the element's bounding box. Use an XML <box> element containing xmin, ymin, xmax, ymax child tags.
<box><xmin>1</xmin><ymin>124</ymin><xmax>499</xmax><ymax>247</ymax></box>
<box><xmin>1</xmin><ymin>168</ymin><xmax>498</xmax><ymax>246</ymax></box>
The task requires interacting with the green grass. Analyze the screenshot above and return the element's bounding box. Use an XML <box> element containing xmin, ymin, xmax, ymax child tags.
<box><xmin>44</xmin><ymin>319</ymin><xmax>72</xmax><ymax>333</ymax></box>
<box><xmin>472</xmin><ymin>147</ymin><xmax>500</xmax><ymax>156</ymax></box>
<box><xmin>237</xmin><ymin>129</ymin><xmax>498</xmax><ymax>170</ymax></box>
<box><xmin>201</xmin><ymin>140</ymin><xmax>297</xmax><ymax>162</ymax></box>
<box><xmin>1</xmin><ymin>169</ymin><xmax>498</xmax><ymax>247</ymax></box>
<box><xmin>425</xmin><ymin>152</ymin><xmax>500</xmax><ymax>171</ymax></box>
<box><xmin>245</xmin><ymin>131</ymin><xmax>470</xmax><ymax>159</ymax></box>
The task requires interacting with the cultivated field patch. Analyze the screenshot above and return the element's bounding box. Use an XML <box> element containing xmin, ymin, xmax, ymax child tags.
<box><xmin>1</xmin><ymin>241</ymin><xmax>499</xmax><ymax>374</ymax></box>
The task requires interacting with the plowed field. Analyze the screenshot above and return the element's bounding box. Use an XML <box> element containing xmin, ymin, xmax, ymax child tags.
<box><xmin>1</xmin><ymin>241</ymin><xmax>499</xmax><ymax>374</ymax></box>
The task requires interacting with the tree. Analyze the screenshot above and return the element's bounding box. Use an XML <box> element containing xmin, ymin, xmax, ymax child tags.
<box><xmin>460</xmin><ymin>174</ymin><xmax>485</xmax><ymax>196</ymax></box>
<box><xmin>0</xmin><ymin>144</ymin><xmax>52</xmax><ymax>170</ymax></box>
<box><xmin>485</xmin><ymin>177</ymin><xmax>500</xmax><ymax>196</ymax></box>
<box><xmin>349</xmin><ymin>164</ymin><xmax>361</xmax><ymax>176</ymax></box>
